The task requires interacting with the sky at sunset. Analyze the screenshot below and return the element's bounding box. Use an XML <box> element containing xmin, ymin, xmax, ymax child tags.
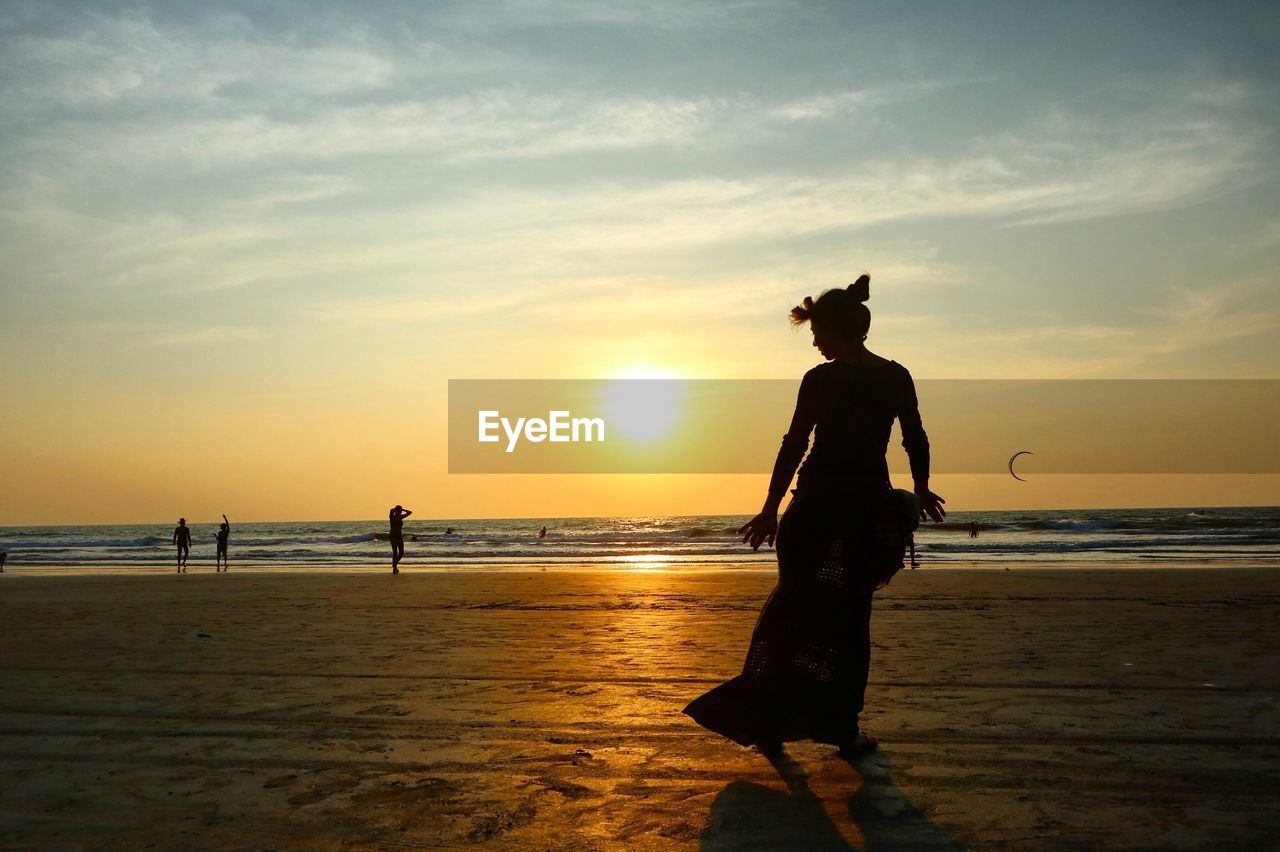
<box><xmin>2</xmin><ymin>1</ymin><xmax>1279</xmax><ymax>524</ymax></box>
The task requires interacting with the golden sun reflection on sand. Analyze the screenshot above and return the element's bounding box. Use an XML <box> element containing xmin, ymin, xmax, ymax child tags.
<box><xmin>613</xmin><ymin>553</ymin><xmax>677</xmax><ymax>571</ymax></box>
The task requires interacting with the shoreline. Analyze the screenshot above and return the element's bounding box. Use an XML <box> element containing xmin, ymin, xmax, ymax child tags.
<box><xmin>3</xmin><ymin>559</ymin><xmax>1280</xmax><ymax>576</ymax></box>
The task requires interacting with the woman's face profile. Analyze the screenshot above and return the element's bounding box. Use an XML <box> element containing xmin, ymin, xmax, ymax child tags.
<box><xmin>811</xmin><ymin>322</ymin><xmax>838</xmax><ymax>360</ymax></box>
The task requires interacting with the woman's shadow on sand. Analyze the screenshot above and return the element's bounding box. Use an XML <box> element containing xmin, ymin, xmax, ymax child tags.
<box><xmin>699</xmin><ymin>747</ymin><xmax>964</xmax><ymax>851</ymax></box>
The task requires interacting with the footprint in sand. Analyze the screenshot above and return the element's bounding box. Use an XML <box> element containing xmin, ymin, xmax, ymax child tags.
<box><xmin>529</xmin><ymin>775</ymin><xmax>598</xmax><ymax>799</ymax></box>
<box><xmin>468</xmin><ymin>798</ymin><xmax>538</xmax><ymax>842</ymax></box>
<box><xmin>356</xmin><ymin>704</ymin><xmax>411</xmax><ymax>716</ymax></box>
<box><xmin>285</xmin><ymin>774</ymin><xmax>363</xmax><ymax>806</ymax></box>
<box><xmin>262</xmin><ymin>774</ymin><xmax>298</xmax><ymax>789</ymax></box>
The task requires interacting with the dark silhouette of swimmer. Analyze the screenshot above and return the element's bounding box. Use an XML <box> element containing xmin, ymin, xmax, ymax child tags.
<box><xmin>538</xmin><ymin>525</ymin><xmax>547</xmax><ymax>539</ymax></box>
<box><xmin>173</xmin><ymin>518</ymin><xmax>192</xmax><ymax>573</ymax></box>
<box><xmin>445</xmin><ymin>527</ymin><xmax>455</xmax><ymax>535</ymax></box>
<box><xmin>969</xmin><ymin>521</ymin><xmax>979</xmax><ymax>538</ymax></box>
<box><xmin>215</xmin><ymin>514</ymin><xmax>230</xmax><ymax>571</ymax></box>
<box><xmin>0</xmin><ymin>551</ymin><xmax>6</xmax><ymax>572</ymax></box>
<box><xmin>389</xmin><ymin>505</ymin><xmax>412</xmax><ymax>573</ymax></box>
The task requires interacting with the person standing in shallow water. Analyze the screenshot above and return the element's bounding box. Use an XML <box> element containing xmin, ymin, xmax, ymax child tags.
<box><xmin>389</xmin><ymin>505</ymin><xmax>412</xmax><ymax>574</ymax></box>
<box><xmin>173</xmin><ymin>518</ymin><xmax>192</xmax><ymax>573</ymax></box>
<box><xmin>683</xmin><ymin>273</ymin><xmax>945</xmax><ymax>760</ymax></box>
<box><xmin>215</xmin><ymin>515</ymin><xmax>230</xmax><ymax>571</ymax></box>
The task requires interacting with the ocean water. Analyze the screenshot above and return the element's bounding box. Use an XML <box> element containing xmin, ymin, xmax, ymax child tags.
<box><xmin>1</xmin><ymin>506</ymin><xmax>1278</xmax><ymax>570</ymax></box>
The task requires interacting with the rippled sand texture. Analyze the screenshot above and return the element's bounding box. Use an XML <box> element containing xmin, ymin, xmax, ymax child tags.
<box><xmin>1</xmin><ymin>568</ymin><xmax>1277</xmax><ymax>849</ymax></box>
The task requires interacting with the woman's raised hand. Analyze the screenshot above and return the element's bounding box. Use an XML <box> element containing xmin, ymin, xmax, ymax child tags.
<box><xmin>915</xmin><ymin>487</ymin><xmax>947</xmax><ymax>523</ymax></box>
<box><xmin>738</xmin><ymin>512</ymin><xmax>779</xmax><ymax>551</ymax></box>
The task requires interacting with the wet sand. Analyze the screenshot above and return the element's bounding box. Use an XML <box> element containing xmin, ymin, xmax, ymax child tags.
<box><xmin>1</xmin><ymin>567</ymin><xmax>1277</xmax><ymax>850</ymax></box>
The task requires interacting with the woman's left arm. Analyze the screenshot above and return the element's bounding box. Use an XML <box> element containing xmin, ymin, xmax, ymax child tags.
<box><xmin>898</xmin><ymin>368</ymin><xmax>945</xmax><ymax>522</ymax></box>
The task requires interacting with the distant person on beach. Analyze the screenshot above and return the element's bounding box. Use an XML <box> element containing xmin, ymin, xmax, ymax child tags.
<box><xmin>684</xmin><ymin>273</ymin><xmax>944</xmax><ymax>762</ymax></box>
<box><xmin>969</xmin><ymin>521</ymin><xmax>979</xmax><ymax>538</ymax></box>
<box><xmin>0</xmin><ymin>551</ymin><xmax>6</xmax><ymax>572</ymax></box>
<box><xmin>173</xmin><ymin>519</ymin><xmax>192</xmax><ymax>573</ymax></box>
<box><xmin>389</xmin><ymin>505</ymin><xmax>412</xmax><ymax>573</ymax></box>
<box><xmin>539</xmin><ymin>526</ymin><xmax>547</xmax><ymax>539</ymax></box>
<box><xmin>215</xmin><ymin>515</ymin><xmax>230</xmax><ymax>571</ymax></box>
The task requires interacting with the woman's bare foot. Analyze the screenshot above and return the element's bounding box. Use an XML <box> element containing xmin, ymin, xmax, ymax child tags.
<box><xmin>755</xmin><ymin>740</ymin><xmax>784</xmax><ymax>757</ymax></box>
<box><xmin>835</xmin><ymin>732</ymin><xmax>877</xmax><ymax>760</ymax></box>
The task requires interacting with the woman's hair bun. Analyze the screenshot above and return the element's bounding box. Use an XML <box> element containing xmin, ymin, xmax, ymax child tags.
<box><xmin>847</xmin><ymin>273</ymin><xmax>870</xmax><ymax>303</ymax></box>
<box><xmin>788</xmin><ymin>295</ymin><xmax>816</xmax><ymax>326</ymax></box>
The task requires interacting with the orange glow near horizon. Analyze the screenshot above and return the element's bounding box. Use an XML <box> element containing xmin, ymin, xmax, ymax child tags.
<box><xmin>4</xmin><ymin>5</ymin><xmax>1280</xmax><ymax>526</ymax></box>
<box><xmin>3</xmin><ymin>468</ymin><xmax>1278</xmax><ymax>526</ymax></box>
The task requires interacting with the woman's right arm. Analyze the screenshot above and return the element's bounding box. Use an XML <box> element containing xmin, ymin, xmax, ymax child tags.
<box><xmin>740</xmin><ymin>372</ymin><xmax>819</xmax><ymax>550</ymax></box>
<box><xmin>764</xmin><ymin>374</ymin><xmax>819</xmax><ymax>511</ymax></box>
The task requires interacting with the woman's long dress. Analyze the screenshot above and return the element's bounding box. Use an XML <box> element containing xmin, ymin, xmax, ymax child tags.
<box><xmin>682</xmin><ymin>358</ymin><xmax>930</xmax><ymax>747</ymax></box>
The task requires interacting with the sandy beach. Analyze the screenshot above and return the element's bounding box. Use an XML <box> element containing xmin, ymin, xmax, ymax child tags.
<box><xmin>1</xmin><ymin>566</ymin><xmax>1277</xmax><ymax>850</ymax></box>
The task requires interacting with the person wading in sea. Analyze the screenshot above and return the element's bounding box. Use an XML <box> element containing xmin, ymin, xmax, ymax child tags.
<box><xmin>173</xmin><ymin>518</ymin><xmax>192</xmax><ymax>573</ymax></box>
<box><xmin>215</xmin><ymin>514</ymin><xmax>230</xmax><ymax>571</ymax></box>
<box><xmin>389</xmin><ymin>505</ymin><xmax>412</xmax><ymax>574</ymax></box>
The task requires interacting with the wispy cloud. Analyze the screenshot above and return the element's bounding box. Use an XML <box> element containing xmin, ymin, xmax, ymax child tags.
<box><xmin>1137</xmin><ymin>271</ymin><xmax>1280</xmax><ymax>356</ymax></box>
<box><xmin>0</xmin><ymin>10</ymin><xmax>395</xmax><ymax>112</ymax></box>
<box><xmin>133</xmin><ymin>325</ymin><xmax>262</xmax><ymax>348</ymax></box>
<box><xmin>416</xmin><ymin>116</ymin><xmax>1254</xmax><ymax>252</ymax></box>
<box><xmin>19</xmin><ymin>92</ymin><xmax>722</xmax><ymax>169</ymax></box>
<box><xmin>431</xmin><ymin>0</ymin><xmax>785</xmax><ymax>34</ymax></box>
<box><xmin>1230</xmin><ymin>218</ymin><xmax>1280</xmax><ymax>256</ymax></box>
<box><xmin>904</xmin><ymin>269</ymin><xmax>1280</xmax><ymax>378</ymax></box>
<box><xmin>0</xmin><ymin>93</ymin><xmax>1254</xmax><ymax>307</ymax></box>
<box><xmin>769</xmin><ymin>80</ymin><xmax>961</xmax><ymax>122</ymax></box>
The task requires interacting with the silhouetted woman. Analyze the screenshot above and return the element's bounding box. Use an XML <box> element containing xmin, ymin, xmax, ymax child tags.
<box><xmin>389</xmin><ymin>505</ymin><xmax>412</xmax><ymax>574</ymax></box>
<box><xmin>683</xmin><ymin>274</ymin><xmax>945</xmax><ymax>759</ymax></box>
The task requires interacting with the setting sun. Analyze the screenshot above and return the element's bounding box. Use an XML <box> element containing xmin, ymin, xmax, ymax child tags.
<box><xmin>600</xmin><ymin>377</ymin><xmax>689</xmax><ymax>445</ymax></box>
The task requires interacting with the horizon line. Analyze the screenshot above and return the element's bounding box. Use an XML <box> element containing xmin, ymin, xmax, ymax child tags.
<box><xmin>2</xmin><ymin>502</ymin><xmax>1277</xmax><ymax>528</ymax></box>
